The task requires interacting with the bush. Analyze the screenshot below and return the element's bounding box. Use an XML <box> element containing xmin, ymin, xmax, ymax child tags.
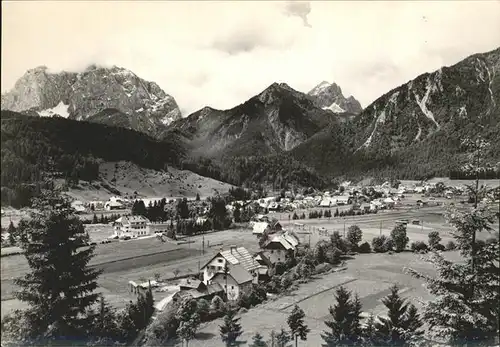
<box><xmin>143</xmin><ymin>299</ymin><xmax>182</xmax><ymax>346</ymax></box>
<box><xmin>325</xmin><ymin>246</ymin><xmax>342</xmax><ymax>265</ymax></box>
<box><xmin>428</xmin><ymin>231</ymin><xmax>441</xmax><ymax>249</ymax></box>
<box><xmin>445</xmin><ymin>240</ymin><xmax>457</xmax><ymax>250</ymax></box>
<box><xmin>390</xmin><ymin>224</ymin><xmax>409</xmax><ymax>252</ymax></box>
<box><xmin>358</xmin><ymin>241</ymin><xmax>371</xmax><ymax>253</ymax></box>
<box><xmin>197</xmin><ymin>299</ymin><xmax>210</xmax><ymax>322</ymax></box>
<box><xmin>330</xmin><ymin>231</ymin><xmax>352</xmax><ymax>254</ymax></box>
<box><xmin>383</xmin><ymin>238</ymin><xmax>394</xmax><ymax>252</ymax></box>
<box><xmin>434</xmin><ymin>243</ymin><xmax>446</xmax><ymax>251</ymax></box>
<box><xmin>475</xmin><ymin>239</ymin><xmax>486</xmax><ymax>249</ymax></box>
<box><xmin>372</xmin><ymin>235</ymin><xmax>389</xmax><ymax>253</ymax></box>
<box><xmin>210</xmin><ymin>295</ymin><xmax>225</xmax><ymax>315</ymax></box>
<box><xmin>410</xmin><ymin>241</ymin><xmax>428</xmax><ymax>253</ymax></box>
<box><xmin>486</xmin><ymin>237</ymin><xmax>498</xmax><ymax>245</ymax></box>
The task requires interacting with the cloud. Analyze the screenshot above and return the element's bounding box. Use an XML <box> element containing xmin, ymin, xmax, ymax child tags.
<box><xmin>1</xmin><ymin>1</ymin><xmax>500</xmax><ymax>115</ymax></box>
<box><xmin>283</xmin><ymin>1</ymin><xmax>312</xmax><ymax>27</ymax></box>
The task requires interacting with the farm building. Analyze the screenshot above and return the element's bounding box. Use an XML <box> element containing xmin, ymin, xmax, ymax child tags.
<box><xmin>200</xmin><ymin>246</ymin><xmax>264</xmax><ymax>301</ymax></box>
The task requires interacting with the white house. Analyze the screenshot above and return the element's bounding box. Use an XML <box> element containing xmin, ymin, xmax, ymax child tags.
<box><xmin>333</xmin><ymin>196</ymin><xmax>351</xmax><ymax>205</ymax></box>
<box><xmin>319</xmin><ymin>198</ymin><xmax>335</xmax><ymax>207</ymax></box>
<box><xmin>200</xmin><ymin>246</ymin><xmax>263</xmax><ymax>301</ymax></box>
<box><xmin>113</xmin><ymin>215</ymin><xmax>149</xmax><ymax>238</ymax></box>
<box><xmin>71</xmin><ymin>200</ymin><xmax>86</xmax><ymax>213</ymax></box>
<box><xmin>105</xmin><ymin>201</ymin><xmax>124</xmax><ymax>211</ymax></box>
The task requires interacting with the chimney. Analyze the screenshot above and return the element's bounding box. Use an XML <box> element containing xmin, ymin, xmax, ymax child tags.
<box><xmin>230</xmin><ymin>245</ymin><xmax>237</xmax><ymax>254</ymax></box>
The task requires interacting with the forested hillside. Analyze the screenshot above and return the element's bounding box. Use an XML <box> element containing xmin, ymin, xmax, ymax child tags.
<box><xmin>1</xmin><ymin>111</ymin><xmax>184</xmax><ymax>207</ymax></box>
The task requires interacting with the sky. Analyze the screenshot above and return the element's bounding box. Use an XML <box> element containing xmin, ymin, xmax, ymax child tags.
<box><xmin>2</xmin><ymin>1</ymin><xmax>500</xmax><ymax>115</ymax></box>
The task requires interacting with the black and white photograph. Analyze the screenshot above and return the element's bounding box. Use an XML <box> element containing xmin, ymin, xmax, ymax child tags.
<box><xmin>1</xmin><ymin>1</ymin><xmax>499</xmax><ymax>346</ymax></box>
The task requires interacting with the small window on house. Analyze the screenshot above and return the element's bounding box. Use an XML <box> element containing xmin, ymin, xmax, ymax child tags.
<box><xmin>218</xmin><ymin>259</ymin><xmax>223</xmax><ymax>263</ymax></box>
<box><xmin>218</xmin><ymin>266</ymin><xmax>222</xmax><ymax>271</ymax></box>
<box><xmin>231</xmin><ymin>285</ymin><xmax>234</xmax><ymax>289</ymax></box>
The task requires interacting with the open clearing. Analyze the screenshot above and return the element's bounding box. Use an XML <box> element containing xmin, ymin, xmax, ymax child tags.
<box><xmin>64</xmin><ymin>161</ymin><xmax>234</xmax><ymax>203</ymax></box>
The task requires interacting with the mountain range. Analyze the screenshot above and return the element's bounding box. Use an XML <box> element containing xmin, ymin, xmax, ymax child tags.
<box><xmin>1</xmin><ymin>65</ymin><xmax>182</xmax><ymax>137</ymax></box>
<box><xmin>2</xmin><ymin>47</ymin><xmax>499</xmax><ymax>207</ymax></box>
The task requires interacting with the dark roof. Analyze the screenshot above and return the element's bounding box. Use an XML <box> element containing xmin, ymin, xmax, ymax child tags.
<box><xmin>212</xmin><ymin>266</ymin><xmax>253</xmax><ymax>285</ymax></box>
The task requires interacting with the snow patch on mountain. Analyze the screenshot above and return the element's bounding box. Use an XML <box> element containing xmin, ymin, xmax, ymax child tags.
<box><xmin>414</xmin><ymin>77</ymin><xmax>440</xmax><ymax>129</ymax></box>
<box><xmin>323</xmin><ymin>103</ymin><xmax>345</xmax><ymax>113</ymax></box>
<box><xmin>458</xmin><ymin>106</ymin><xmax>467</xmax><ymax>117</ymax></box>
<box><xmin>414</xmin><ymin>125</ymin><xmax>422</xmax><ymax>141</ymax></box>
<box><xmin>37</xmin><ymin>101</ymin><xmax>70</xmax><ymax>118</ymax></box>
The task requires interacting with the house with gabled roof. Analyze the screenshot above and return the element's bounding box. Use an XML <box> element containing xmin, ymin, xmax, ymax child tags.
<box><xmin>261</xmin><ymin>231</ymin><xmax>299</xmax><ymax>265</ymax></box>
<box><xmin>200</xmin><ymin>246</ymin><xmax>264</xmax><ymax>301</ymax></box>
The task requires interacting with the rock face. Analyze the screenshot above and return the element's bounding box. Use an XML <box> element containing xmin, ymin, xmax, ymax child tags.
<box><xmin>352</xmin><ymin>47</ymin><xmax>500</xmax><ymax>154</ymax></box>
<box><xmin>1</xmin><ymin>65</ymin><xmax>181</xmax><ymax>136</ymax></box>
<box><xmin>293</xmin><ymin>47</ymin><xmax>500</xmax><ymax>178</ymax></box>
<box><xmin>308</xmin><ymin>81</ymin><xmax>363</xmax><ymax>114</ymax></box>
<box><xmin>169</xmin><ymin>82</ymin><xmax>336</xmax><ymax>158</ymax></box>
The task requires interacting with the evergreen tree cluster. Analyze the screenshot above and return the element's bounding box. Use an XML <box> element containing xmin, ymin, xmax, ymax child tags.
<box><xmin>322</xmin><ymin>285</ymin><xmax>423</xmax><ymax>347</ymax></box>
<box><xmin>132</xmin><ymin>198</ymin><xmax>172</xmax><ymax>221</ymax></box>
<box><xmin>83</xmin><ymin>213</ymin><xmax>123</xmax><ymax>225</ymax></box>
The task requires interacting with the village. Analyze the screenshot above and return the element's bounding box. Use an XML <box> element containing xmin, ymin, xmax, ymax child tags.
<box><xmin>2</xmin><ymin>178</ymin><xmax>499</xmax><ymax>346</ymax></box>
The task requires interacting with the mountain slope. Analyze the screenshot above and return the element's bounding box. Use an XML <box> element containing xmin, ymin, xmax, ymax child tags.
<box><xmin>1</xmin><ymin>110</ymin><xmax>185</xmax><ymax>207</ymax></box>
<box><xmin>1</xmin><ymin>65</ymin><xmax>181</xmax><ymax>136</ymax></box>
<box><xmin>293</xmin><ymin>47</ymin><xmax>500</xmax><ymax>179</ymax></box>
<box><xmin>168</xmin><ymin>82</ymin><xmax>337</xmax><ymax>158</ymax></box>
<box><xmin>308</xmin><ymin>81</ymin><xmax>362</xmax><ymax>114</ymax></box>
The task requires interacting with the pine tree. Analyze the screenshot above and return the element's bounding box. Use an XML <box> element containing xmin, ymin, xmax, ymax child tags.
<box><xmin>407</xmin><ymin>208</ymin><xmax>499</xmax><ymax>345</ymax></box>
<box><xmin>374</xmin><ymin>284</ymin><xmax>422</xmax><ymax>346</ymax></box>
<box><xmin>196</xmin><ymin>193</ymin><xmax>200</xmax><ymax>201</ymax></box>
<box><xmin>92</xmin><ymin>213</ymin><xmax>98</xmax><ymax>224</ymax></box>
<box><xmin>275</xmin><ymin>328</ymin><xmax>292</xmax><ymax>347</ymax></box>
<box><xmin>287</xmin><ymin>305</ymin><xmax>310</xmax><ymax>347</ymax></box>
<box><xmin>322</xmin><ymin>286</ymin><xmax>362</xmax><ymax>346</ymax></box>
<box><xmin>362</xmin><ymin>313</ymin><xmax>377</xmax><ymax>346</ymax></box>
<box><xmin>7</xmin><ymin>220</ymin><xmax>16</xmax><ymax>245</ymax></box>
<box><xmin>91</xmin><ymin>295</ymin><xmax>119</xmax><ymax>344</ymax></box>
<box><xmin>249</xmin><ymin>332</ymin><xmax>268</xmax><ymax>347</ymax></box>
<box><xmin>233</xmin><ymin>203</ymin><xmax>242</xmax><ymax>223</ymax></box>
<box><xmin>219</xmin><ymin>308</ymin><xmax>243</xmax><ymax>346</ymax></box>
<box><xmin>12</xmin><ymin>191</ymin><xmax>102</xmax><ymax>341</ymax></box>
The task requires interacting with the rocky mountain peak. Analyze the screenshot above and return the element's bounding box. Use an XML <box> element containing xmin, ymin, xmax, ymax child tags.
<box><xmin>308</xmin><ymin>81</ymin><xmax>362</xmax><ymax>114</ymax></box>
<box><xmin>1</xmin><ymin>65</ymin><xmax>182</xmax><ymax>133</ymax></box>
